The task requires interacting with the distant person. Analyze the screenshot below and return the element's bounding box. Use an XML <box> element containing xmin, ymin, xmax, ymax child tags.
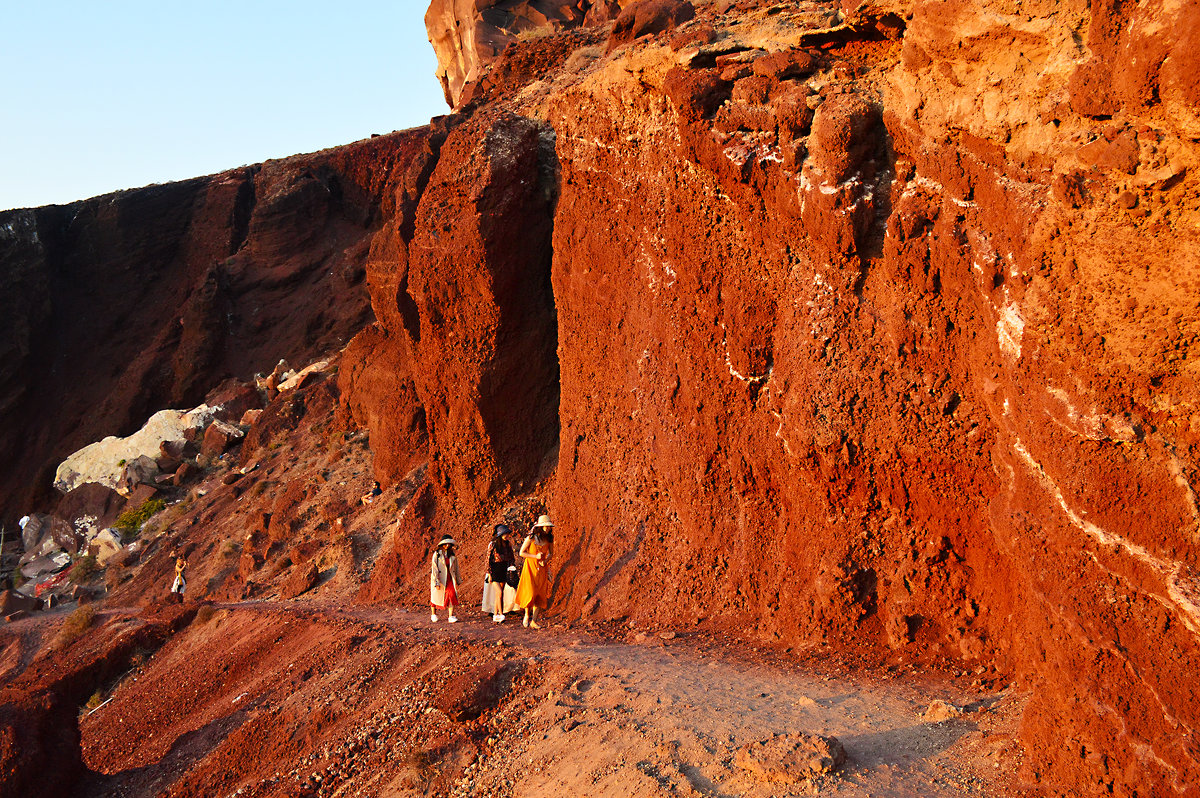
<box><xmin>516</xmin><ymin>515</ymin><xmax>554</xmax><ymax>629</ymax></box>
<box><xmin>170</xmin><ymin>553</ymin><xmax>188</xmax><ymax>599</ymax></box>
<box><xmin>361</xmin><ymin>481</ymin><xmax>382</xmax><ymax>505</ymax></box>
<box><xmin>430</xmin><ymin>536</ymin><xmax>460</xmax><ymax>623</ymax></box>
<box><xmin>484</xmin><ymin>524</ymin><xmax>517</xmax><ymax>623</ymax></box>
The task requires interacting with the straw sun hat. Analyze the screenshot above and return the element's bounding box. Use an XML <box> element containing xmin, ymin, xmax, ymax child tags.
<box><xmin>533</xmin><ymin>515</ymin><xmax>553</xmax><ymax>528</ymax></box>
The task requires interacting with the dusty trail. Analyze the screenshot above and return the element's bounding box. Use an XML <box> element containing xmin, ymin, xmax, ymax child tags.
<box><xmin>159</xmin><ymin>598</ymin><xmax>1027</xmax><ymax>797</ymax></box>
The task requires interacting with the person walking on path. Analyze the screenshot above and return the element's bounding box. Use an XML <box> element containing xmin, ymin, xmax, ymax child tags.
<box><xmin>485</xmin><ymin>524</ymin><xmax>517</xmax><ymax>623</ymax></box>
<box><xmin>430</xmin><ymin>536</ymin><xmax>461</xmax><ymax>623</ymax></box>
<box><xmin>170</xmin><ymin>553</ymin><xmax>188</xmax><ymax>599</ymax></box>
<box><xmin>516</xmin><ymin>515</ymin><xmax>554</xmax><ymax>629</ymax></box>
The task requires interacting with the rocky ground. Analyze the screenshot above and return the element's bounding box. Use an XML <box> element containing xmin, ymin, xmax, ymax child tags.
<box><xmin>3</xmin><ymin>598</ymin><xmax>1029</xmax><ymax>797</ymax></box>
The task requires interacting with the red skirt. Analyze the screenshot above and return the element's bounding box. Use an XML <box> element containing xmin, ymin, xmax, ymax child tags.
<box><xmin>442</xmin><ymin>579</ymin><xmax>458</xmax><ymax>608</ymax></box>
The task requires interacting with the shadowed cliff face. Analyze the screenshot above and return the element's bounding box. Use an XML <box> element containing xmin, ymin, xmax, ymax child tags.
<box><xmin>0</xmin><ymin>132</ymin><xmax>424</xmax><ymax>522</ymax></box>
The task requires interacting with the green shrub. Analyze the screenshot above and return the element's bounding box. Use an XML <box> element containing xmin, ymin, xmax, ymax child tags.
<box><xmin>56</xmin><ymin>605</ymin><xmax>97</xmax><ymax>649</ymax></box>
<box><xmin>68</xmin><ymin>555</ymin><xmax>99</xmax><ymax>583</ymax></box>
<box><xmin>114</xmin><ymin>497</ymin><xmax>168</xmax><ymax>537</ymax></box>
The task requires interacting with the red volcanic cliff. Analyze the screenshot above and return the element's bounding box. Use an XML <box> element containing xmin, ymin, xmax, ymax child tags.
<box><xmin>0</xmin><ymin>132</ymin><xmax>423</xmax><ymax>521</ymax></box>
<box><xmin>0</xmin><ymin>0</ymin><xmax>1197</xmax><ymax>795</ymax></box>
<box><xmin>360</xmin><ymin>0</ymin><xmax>1195</xmax><ymax>794</ymax></box>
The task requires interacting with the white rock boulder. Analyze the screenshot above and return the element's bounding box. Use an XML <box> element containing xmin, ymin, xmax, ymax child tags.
<box><xmin>54</xmin><ymin>405</ymin><xmax>219</xmax><ymax>494</ymax></box>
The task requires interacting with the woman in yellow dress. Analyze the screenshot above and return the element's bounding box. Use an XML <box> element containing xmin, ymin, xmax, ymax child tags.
<box><xmin>515</xmin><ymin>515</ymin><xmax>554</xmax><ymax>628</ymax></box>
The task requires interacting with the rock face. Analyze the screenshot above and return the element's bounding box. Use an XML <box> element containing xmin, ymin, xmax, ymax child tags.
<box><xmin>426</xmin><ymin>0</ymin><xmax>624</xmax><ymax>106</ymax></box>
<box><xmin>0</xmin><ymin>0</ymin><xmax>1198</xmax><ymax>794</ymax></box>
<box><xmin>0</xmin><ymin>132</ymin><xmax>412</xmax><ymax>521</ymax></box>
<box><xmin>365</xmin><ymin>1</ymin><xmax>1200</xmax><ymax>793</ymax></box>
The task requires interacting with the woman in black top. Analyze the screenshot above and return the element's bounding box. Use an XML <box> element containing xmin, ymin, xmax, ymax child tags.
<box><xmin>485</xmin><ymin>524</ymin><xmax>516</xmax><ymax>622</ymax></box>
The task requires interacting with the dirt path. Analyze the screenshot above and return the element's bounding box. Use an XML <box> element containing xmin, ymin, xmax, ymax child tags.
<box><xmin>202</xmin><ymin>600</ymin><xmax>1028</xmax><ymax>797</ymax></box>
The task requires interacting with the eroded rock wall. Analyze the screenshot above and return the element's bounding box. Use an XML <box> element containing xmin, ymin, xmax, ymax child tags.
<box><xmin>0</xmin><ymin>132</ymin><xmax>418</xmax><ymax>523</ymax></box>
<box><xmin>370</xmin><ymin>0</ymin><xmax>1198</xmax><ymax>792</ymax></box>
<box><xmin>426</xmin><ymin>0</ymin><xmax>624</xmax><ymax>106</ymax></box>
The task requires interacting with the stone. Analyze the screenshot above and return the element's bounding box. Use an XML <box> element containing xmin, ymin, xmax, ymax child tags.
<box><xmin>735</xmin><ymin>733</ymin><xmax>846</xmax><ymax>784</ymax></box>
<box><xmin>201</xmin><ymin>419</ymin><xmax>246</xmax><ymax>458</ymax></box>
<box><xmin>279</xmin><ymin>560</ymin><xmax>320</xmax><ymax>599</ymax></box>
<box><xmin>806</xmin><ymin>92</ymin><xmax>880</xmax><ymax>183</ymax></box>
<box><xmin>662</xmin><ymin>67</ymin><xmax>731</xmax><ymax>122</ymax></box>
<box><xmin>172</xmin><ymin>462</ymin><xmax>196</xmax><ymax>487</ymax></box>
<box><xmin>20</xmin><ymin>513</ymin><xmax>49</xmax><ymax>552</ymax></box>
<box><xmin>120</xmin><ymin>455</ymin><xmax>162</xmax><ymax>496</ymax></box>
<box><xmin>0</xmin><ymin>589</ymin><xmax>39</xmax><ymax>616</ymax></box>
<box><xmin>89</xmin><ymin>529</ymin><xmax>124</xmax><ymax>566</ymax></box>
<box><xmin>752</xmin><ymin>49</ymin><xmax>818</xmax><ymax>81</ymax></box>
<box><xmin>240</xmin><ymin>408</ymin><xmax>264</xmax><ymax>426</ymax></box>
<box><xmin>277</xmin><ymin>359</ymin><xmax>332</xmax><ymax>393</ymax></box>
<box><xmin>607</xmin><ymin>0</ymin><xmax>696</xmax><ymax>53</ymax></box>
<box><xmin>206</xmin><ymin>377</ymin><xmax>264</xmax><ymax>423</ymax></box>
<box><xmin>55</xmin><ymin>482</ymin><xmax>127</xmax><ymax>533</ymax></box>
<box><xmin>54</xmin><ymin>405</ymin><xmax>219</xmax><ymax>494</ymax></box>
<box><xmin>127</xmin><ymin>483</ymin><xmax>159</xmax><ymax>507</ymax></box>
<box><xmin>48</xmin><ymin>516</ymin><xmax>84</xmax><ymax>555</ymax></box>
<box><xmin>923</xmin><ymin>699</ymin><xmax>964</xmax><ymax>722</ymax></box>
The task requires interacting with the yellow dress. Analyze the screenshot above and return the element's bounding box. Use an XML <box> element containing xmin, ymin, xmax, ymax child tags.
<box><xmin>515</xmin><ymin>539</ymin><xmax>549</xmax><ymax>609</ymax></box>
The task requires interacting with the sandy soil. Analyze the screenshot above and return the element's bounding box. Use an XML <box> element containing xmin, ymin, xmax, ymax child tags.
<box><xmin>64</xmin><ymin>599</ymin><xmax>1029</xmax><ymax>797</ymax></box>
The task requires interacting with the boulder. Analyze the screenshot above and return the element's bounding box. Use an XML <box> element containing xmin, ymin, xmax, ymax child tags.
<box><xmin>923</xmin><ymin>699</ymin><xmax>964</xmax><ymax>723</ymax></box>
<box><xmin>240</xmin><ymin>408</ymin><xmax>264</xmax><ymax>427</ymax></box>
<box><xmin>55</xmin><ymin>482</ymin><xmax>127</xmax><ymax>534</ymax></box>
<box><xmin>806</xmin><ymin>93</ymin><xmax>880</xmax><ymax>183</ymax></box>
<box><xmin>279</xmin><ymin>560</ymin><xmax>320</xmax><ymax>599</ymax></box>
<box><xmin>735</xmin><ymin>733</ymin><xmax>846</xmax><ymax>785</ymax></box>
<box><xmin>127</xmin><ymin>483</ymin><xmax>159</xmax><ymax>507</ymax></box>
<box><xmin>48</xmin><ymin>517</ymin><xmax>84</xmax><ymax>556</ymax></box>
<box><xmin>89</xmin><ymin>529</ymin><xmax>124</xmax><ymax>566</ymax></box>
<box><xmin>54</xmin><ymin>405</ymin><xmax>219</xmax><ymax>494</ymax></box>
<box><xmin>201</xmin><ymin>419</ymin><xmax>246</xmax><ymax>458</ymax></box>
<box><xmin>277</xmin><ymin>359</ymin><xmax>332</xmax><ymax>393</ymax></box>
<box><xmin>662</xmin><ymin>66</ymin><xmax>731</xmax><ymax>123</ymax></box>
<box><xmin>18</xmin><ymin>516</ymin><xmax>79</xmax><ymax>559</ymax></box>
<box><xmin>119</xmin><ymin>455</ymin><xmax>161</xmax><ymax>496</ymax></box>
<box><xmin>206</xmin><ymin>377</ymin><xmax>265</xmax><ymax>423</ymax></box>
<box><xmin>20</xmin><ymin>513</ymin><xmax>49</xmax><ymax>551</ymax></box>
<box><xmin>607</xmin><ymin>0</ymin><xmax>696</xmax><ymax>53</ymax></box>
<box><xmin>0</xmin><ymin>589</ymin><xmax>39</xmax><ymax>615</ymax></box>
<box><xmin>20</xmin><ymin>552</ymin><xmax>70</xmax><ymax>580</ymax></box>
<box><xmin>172</xmin><ymin>461</ymin><xmax>196</xmax><ymax>486</ymax></box>
<box><xmin>751</xmin><ymin>49</ymin><xmax>819</xmax><ymax>81</ymax></box>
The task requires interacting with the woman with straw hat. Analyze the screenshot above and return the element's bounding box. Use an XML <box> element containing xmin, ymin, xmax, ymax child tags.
<box><xmin>516</xmin><ymin>515</ymin><xmax>554</xmax><ymax>628</ymax></box>
<box><xmin>430</xmin><ymin>536</ymin><xmax>461</xmax><ymax>623</ymax></box>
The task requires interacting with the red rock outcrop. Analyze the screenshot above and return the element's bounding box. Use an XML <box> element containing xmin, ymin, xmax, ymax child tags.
<box><xmin>356</xmin><ymin>1</ymin><xmax>1200</xmax><ymax>793</ymax></box>
<box><xmin>0</xmin><ymin>132</ymin><xmax>416</xmax><ymax>524</ymax></box>
<box><xmin>426</xmin><ymin>0</ymin><xmax>625</xmax><ymax>106</ymax></box>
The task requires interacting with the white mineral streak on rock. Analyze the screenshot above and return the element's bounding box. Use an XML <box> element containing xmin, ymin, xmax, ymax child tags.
<box><xmin>1011</xmin><ymin>436</ymin><xmax>1200</xmax><ymax>638</ymax></box>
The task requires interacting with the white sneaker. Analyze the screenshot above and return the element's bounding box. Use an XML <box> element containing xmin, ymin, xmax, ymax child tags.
<box><xmin>431</xmin><ymin>613</ymin><xmax>438</xmax><ymax>622</ymax></box>
<box><xmin>448</xmin><ymin>615</ymin><xmax>458</xmax><ymax>623</ymax></box>
<box><xmin>493</xmin><ymin>614</ymin><xmax>504</xmax><ymax>623</ymax></box>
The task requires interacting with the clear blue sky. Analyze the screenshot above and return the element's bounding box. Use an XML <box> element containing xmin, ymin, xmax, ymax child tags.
<box><xmin>0</xmin><ymin>1</ymin><xmax>449</xmax><ymax>211</ymax></box>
